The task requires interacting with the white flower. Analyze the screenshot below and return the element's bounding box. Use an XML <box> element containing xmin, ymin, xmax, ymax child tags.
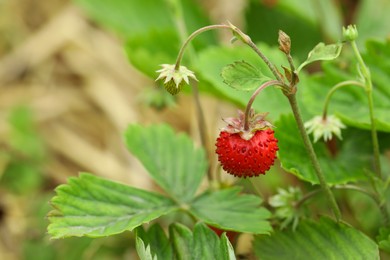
<box><xmin>304</xmin><ymin>115</ymin><xmax>346</xmax><ymax>142</ymax></box>
<box><xmin>156</xmin><ymin>64</ymin><xmax>197</xmax><ymax>95</ymax></box>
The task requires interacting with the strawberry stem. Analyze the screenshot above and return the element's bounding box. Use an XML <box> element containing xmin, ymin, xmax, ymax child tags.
<box><xmin>174</xmin><ymin>24</ymin><xmax>230</xmax><ymax>70</ymax></box>
<box><xmin>287</xmin><ymin>93</ymin><xmax>342</xmax><ymax>221</ymax></box>
<box><xmin>244</xmin><ymin>80</ymin><xmax>281</xmax><ymax>131</ymax></box>
<box><xmin>322</xmin><ymin>80</ymin><xmax>364</xmax><ymax>120</ymax></box>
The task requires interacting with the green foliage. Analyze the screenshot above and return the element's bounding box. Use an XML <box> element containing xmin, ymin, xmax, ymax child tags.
<box><xmin>48</xmin><ymin>173</ymin><xmax>178</xmax><ymax>238</ymax></box>
<box><xmin>48</xmin><ymin>125</ymin><xmax>272</xmax><ymax>239</ymax></box>
<box><xmin>125</xmin><ymin>124</ymin><xmax>207</xmax><ymax>203</ymax></box>
<box><xmin>377</xmin><ymin>227</ymin><xmax>390</xmax><ymax>253</ymax></box>
<box><xmin>275</xmin><ymin>114</ymin><xmax>373</xmax><ymax>184</ymax></box>
<box><xmin>221</xmin><ymin>61</ymin><xmax>271</xmax><ymax>91</ymax></box>
<box><xmin>136</xmin><ymin>224</ymin><xmax>172</xmax><ymax>260</ymax></box>
<box><xmin>169</xmin><ymin>222</ymin><xmax>235</xmax><ymax>260</ymax></box>
<box><xmin>300</xmin><ymin>40</ymin><xmax>390</xmax><ymax>132</ymax></box>
<box><xmin>296</xmin><ymin>42</ymin><xmax>342</xmax><ymax>73</ymax></box>
<box><xmin>136</xmin><ymin>222</ymin><xmax>236</xmax><ymax>260</ymax></box>
<box><xmin>191</xmin><ymin>187</ymin><xmax>272</xmax><ymax>234</ymax></box>
<box><xmin>254</xmin><ymin>217</ymin><xmax>379</xmax><ymax>260</ymax></box>
<box><xmin>45</xmin><ymin>0</ymin><xmax>390</xmax><ymax>257</ymax></box>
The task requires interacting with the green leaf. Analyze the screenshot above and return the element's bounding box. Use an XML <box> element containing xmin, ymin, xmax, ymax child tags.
<box><xmin>190</xmin><ymin>187</ymin><xmax>272</xmax><ymax>234</ymax></box>
<box><xmin>196</xmin><ymin>43</ymin><xmax>290</xmax><ymax>118</ymax></box>
<box><xmin>221</xmin><ymin>61</ymin><xmax>271</xmax><ymax>91</ymax></box>
<box><xmin>170</xmin><ymin>222</ymin><xmax>193</xmax><ymax>259</ymax></box>
<box><xmin>48</xmin><ymin>173</ymin><xmax>177</xmax><ymax>238</ymax></box>
<box><xmin>124</xmin><ymin>124</ymin><xmax>207</xmax><ymax>203</ymax></box>
<box><xmin>136</xmin><ymin>224</ymin><xmax>172</xmax><ymax>260</ymax></box>
<box><xmin>275</xmin><ymin>114</ymin><xmax>372</xmax><ymax>184</ymax></box>
<box><xmin>297</xmin><ymin>42</ymin><xmax>342</xmax><ymax>72</ymax></box>
<box><xmin>170</xmin><ymin>222</ymin><xmax>236</xmax><ymax>260</ymax></box>
<box><xmin>254</xmin><ymin>217</ymin><xmax>379</xmax><ymax>260</ymax></box>
<box><xmin>136</xmin><ymin>237</ymin><xmax>157</xmax><ymax>260</ymax></box>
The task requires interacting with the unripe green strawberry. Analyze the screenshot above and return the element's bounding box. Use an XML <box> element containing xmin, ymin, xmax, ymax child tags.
<box><xmin>215</xmin><ymin>110</ymin><xmax>278</xmax><ymax>178</ymax></box>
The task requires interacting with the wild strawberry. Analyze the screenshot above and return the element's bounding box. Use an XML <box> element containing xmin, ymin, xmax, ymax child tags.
<box><xmin>215</xmin><ymin>110</ymin><xmax>278</xmax><ymax>178</ymax></box>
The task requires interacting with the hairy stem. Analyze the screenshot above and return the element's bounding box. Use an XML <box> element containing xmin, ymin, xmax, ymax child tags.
<box><xmin>174</xmin><ymin>24</ymin><xmax>230</xmax><ymax>69</ymax></box>
<box><xmin>287</xmin><ymin>94</ymin><xmax>342</xmax><ymax>220</ymax></box>
<box><xmin>244</xmin><ymin>80</ymin><xmax>281</xmax><ymax>131</ymax></box>
<box><xmin>322</xmin><ymin>80</ymin><xmax>365</xmax><ymax>119</ymax></box>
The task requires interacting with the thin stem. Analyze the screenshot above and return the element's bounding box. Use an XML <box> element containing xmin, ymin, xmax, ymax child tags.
<box><xmin>245</xmin><ymin>40</ymin><xmax>284</xmax><ymax>83</ymax></box>
<box><xmin>169</xmin><ymin>0</ymin><xmax>216</xmax><ymax>181</ymax></box>
<box><xmin>350</xmin><ymin>40</ymin><xmax>382</xmax><ymax>178</ymax></box>
<box><xmin>295</xmin><ymin>184</ymin><xmax>377</xmax><ymax>209</ymax></box>
<box><xmin>174</xmin><ymin>24</ymin><xmax>230</xmax><ymax>69</ymax></box>
<box><xmin>192</xmin><ymin>81</ymin><xmax>212</xmax><ymax>180</ymax></box>
<box><xmin>243</xmin><ymin>80</ymin><xmax>281</xmax><ymax>130</ymax></box>
<box><xmin>287</xmin><ymin>94</ymin><xmax>342</xmax><ymax>221</ymax></box>
<box><xmin>322</xmin><ymin>80</ymin><xmax>365</xmax><ymax>119</ymax></box>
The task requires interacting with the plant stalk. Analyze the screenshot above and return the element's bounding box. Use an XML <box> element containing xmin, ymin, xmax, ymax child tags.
<box><xmin>243</xmin><ymin>80</ymin><xmax>281</xmax><ymax>131</ymax></box>
<box><xmin>322</xmin><ymin>80</ymin><xmax>365</xmax><ymax>119</ymax></box>
<box><xmin>287</xmin><ymin>94</ymin><xmax>342</xmax><ymax>221</ymax></box>
<box><xmin>350</xmin><ymin>41</ymin><xmax>382</xmax><ymax>178</ymax></box>
<box><xmin>174</xmin><ymin>24</ymin><xmax>230</xmax><ymax>69</ymax></box>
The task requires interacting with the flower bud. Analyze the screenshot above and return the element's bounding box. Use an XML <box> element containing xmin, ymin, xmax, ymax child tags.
<box><xmin>278</xmin><ymin>30</ymin><xmax>291</xmax><ymax>54</ymax></box>
<box><xmin>343</xmin><ymin>24</ymin><xmax>358</xmax><ymax>42</ymax></box>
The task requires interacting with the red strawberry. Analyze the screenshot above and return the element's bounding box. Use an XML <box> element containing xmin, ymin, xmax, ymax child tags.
<box><xmin>215</xmin><ymin>110</ymin><xmax>278</xmax><ymax>178</ymax></box>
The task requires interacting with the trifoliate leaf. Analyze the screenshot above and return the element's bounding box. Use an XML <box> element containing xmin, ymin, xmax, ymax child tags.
<box><xmin>221</xmin><ymin>61</ymin><xmax>271</xmax><ymax>91</ymax></box>
<box><xmin>48</xmin><ymin>173</ymin><xmax>177</xmax><ymax>238</ymax></box>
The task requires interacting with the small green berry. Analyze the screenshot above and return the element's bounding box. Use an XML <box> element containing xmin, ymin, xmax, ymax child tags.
<box><xmin>156</xmin><ymin>64</ymin><xmax>197</xmax><ymax>95</ymax></box>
